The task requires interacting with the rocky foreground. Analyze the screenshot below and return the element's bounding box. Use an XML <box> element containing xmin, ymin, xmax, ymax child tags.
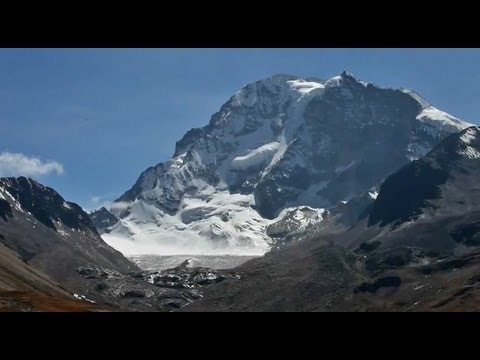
<box><xmin>74</xmin><ymin>260</ymin><xmax>241</xmax><ymax>311</ymax></box>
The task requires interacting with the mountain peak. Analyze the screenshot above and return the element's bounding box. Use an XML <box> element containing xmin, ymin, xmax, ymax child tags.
<box><xmin>242</xmin><ymin>74</ymin><xmax>299</xmax><ymax>91</ymax></box>
<box><xmin>105</xmin><ymin>72</ymin><xmax>473</xmax><ymax>255</ymax></box>
<box><xmin>340</xmin><ymin>70</ymin><xmax>354</xmax><ymax>78</ymax></box>
<box><xmin>0</xmin><ymin>175</ymin><xmax>97</xmax><ymax>233</ymax></box>
<box><xmin>234</xmin><ymin>72</ymin><xmax>374</xmax><ymax>103</ymax></box>
<box><xmin>324</xmin><ymin>71</ymin><xmax>372</xmax><ymax>89</ymax></box>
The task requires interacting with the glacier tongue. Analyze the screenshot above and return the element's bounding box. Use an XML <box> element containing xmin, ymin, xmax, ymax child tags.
<box><xmin>103</xmin><ymin>72</ymin><xmax>474</xmax><ymax>256</ymax></box>
<box><xmin>104</xmin><ymin>189</ymin><xmax>274</xmax><ymax>256</ymax></box>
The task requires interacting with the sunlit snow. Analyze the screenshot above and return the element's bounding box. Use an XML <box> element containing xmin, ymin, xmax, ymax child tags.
<box><xmin>416</xmin><ymin>106</ymin><xmax>472</xmax><ymax>133</ymax></box>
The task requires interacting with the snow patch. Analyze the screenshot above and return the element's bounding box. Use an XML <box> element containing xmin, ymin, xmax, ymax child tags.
<box><xmin>287</xmin><ymin>79</ymin><xmax>324</xmax><ymax>94</ymax></box>
<box><xmin>401</xmin><ymin>88</ymin><xmax>431</xmax><ymax>108</ymax></box>
<box><xmin>457</xmin><ymin>128</ymin><xmax>480</xmax><ymax>159</ymax></box>
<box><xmin>368</xmin><ymin>191</ymin><xmax>379</xmax><ymax>200</ymax></box>
<box><xmin>458</xmin><ymin>145</ymin><xmax>480</xmax><ymax>159</ymax></box>
<box><xmin>275</xmin><ymin>206</ymin><xmax>326</xmax><ymax>231</ymax></box>
<box><xmin>231</xmin><ymin>142</ymin><xmax>280</xmax><ymax>171</ymax></box>
<box><xmin>324</xmin><ymin>76</ymin><xmax>342</xmax><ymax>88</ymax></box>
<box><xmin>2</xmin><ymin>189</ymin><xmax>23</xmax><ymax>212</ymax></box>
<box><xmin>167</xmin><ymin>153</ymin><xmax>187</xmax><ymax>170</ymax></box>
<box><xmin>73</xmin><ymin>293</ymin><xmax>95</xmax><ymax>303</ymax></box>
<box><xmin>460</xmin><ymin>127</ymin><xmax>478</xmax><ymax>145</ymax></box>
<box><xmin>417</xmin><ymin>106</ymin><xmax>472</xmax><ymax>133</ymax></box>
<box><xmin>406</xmin><ymin>142</ymin><xmax>431</xmax><ymax>161</ymax></box>
<box><xmin>57</xmin><ymin>229</ymin><xmax>68</xmax><ymax>237</ymax></box>
<box><xmin>262</xmin><ymin>133</ymin><xmax>288</xmax><ymax>176</ymax></box>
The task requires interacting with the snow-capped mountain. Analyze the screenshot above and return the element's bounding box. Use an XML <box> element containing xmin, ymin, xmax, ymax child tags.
<box><xmin>102</xmin><ymin>71</ymin><xmax>473</xmax><ymax>255</ymax></box>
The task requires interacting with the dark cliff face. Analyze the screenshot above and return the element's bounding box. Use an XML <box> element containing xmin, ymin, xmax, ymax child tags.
<box><xmin>367</xmin><ymin>159</ymin><xmax>449</xmax><ymax>227</ymax></box>
<box><xmin>0</xmin><ymin>177</ymin><xmax>98</xmax><ymax>233</ymax></box>
<box><xmin>0</xmin><ymin>198</ymin><xmax>12</xmax><ymax>221</ymax></box>
<box><xmin>114</xmin><ymin>164</ymin><xmax>161</xmax><ymax>206</ymax></box>
<box><xmin>253</xmin><ymin>74</ymin><xmax>436</xmax><ymax>219</ymax></box>
<box><xmin>89</xmin><ymin>207</ymin><xmax>119</xmax><ymax>234</ymax></box>
<box><xmin>368</xmin><ymin>126</ymin><xmax>480</xmax><ymax>228</ymax></box>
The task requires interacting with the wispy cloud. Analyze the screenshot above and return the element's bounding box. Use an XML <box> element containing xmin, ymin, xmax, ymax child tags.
<box><xmin>85</xmin><ymin>193</ymin><xmax>117</xmax><ymax>212</ymax></box>
<box><xmin>0</xmin><ymin>151</ymin><xmax>64</xmax><ymax>177</ymax></box>
<box><xmin>91</xmin><ymin>196</ymin><xmax>101</xmax><ymax>204</ymax></box>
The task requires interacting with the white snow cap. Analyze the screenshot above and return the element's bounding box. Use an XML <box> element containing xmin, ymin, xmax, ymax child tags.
<box><xmin>417</xmin><ymin>106</ymin><xmax>473</xmax><ymax>133</ymax></box>
<box><xmin>232</xmin><ymin>72</ymin><xmax>368</xmax><ymax>108</ymax></box>
<box><xmin>401</xmin><ymin>88</ymin><xmax>431</xmax><ymax>108</ymax></box>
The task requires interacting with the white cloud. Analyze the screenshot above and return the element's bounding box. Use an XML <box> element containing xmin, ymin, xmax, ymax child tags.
<box><xmin>0</xmin><ymin>151</ymin><xmax>64</xmax><ymax>177</ymax></box>
<box><xmin>110</xmin><ymin>201</ymin><xmax>130</xmax><ymax>215</ymax></box>
<box><xmin>91</xmin><ymin>196</ymin><xmax>112</xmax><ymax>209</ymax></box>
<box><xmin>85</xmin><ymin>194</ymin><xmax>116</xmax><ymax>212</ymax></box>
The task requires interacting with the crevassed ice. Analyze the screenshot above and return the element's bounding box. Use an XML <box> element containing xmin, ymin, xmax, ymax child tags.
<box><xmin>102</xmin><ymin>190</ymin><xmax>329</xmax><ymax>256</ymax></box>
<box><xmin>103</xmin><ymin>190</ymin><xmax>275</xmax><ymax>256</ymax></box>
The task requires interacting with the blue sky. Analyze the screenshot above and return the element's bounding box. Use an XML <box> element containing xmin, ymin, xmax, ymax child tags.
<box><xmin>1</xmin><ymin>48</ymin><xmax>479</xmax><ymax>210</ymax></box>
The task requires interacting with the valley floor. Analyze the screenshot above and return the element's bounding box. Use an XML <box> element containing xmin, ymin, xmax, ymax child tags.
<box><xmin>130</xmin><ymin>255</ymin><xmax>259</xmax><ymax>271</ymax></box>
